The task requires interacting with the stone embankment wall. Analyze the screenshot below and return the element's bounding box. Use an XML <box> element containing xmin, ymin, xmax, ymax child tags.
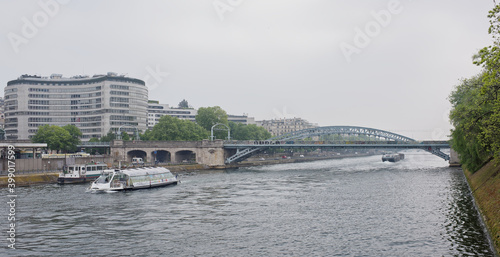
<box><xmin>0</xmin><ymin>173</ymin><xmax>59</xmax><ymax>187</ymax></box>
<box><xmin>464</xmin><ymin>161</ymin><xmax>500</xmax><ymax>255</ymax></box>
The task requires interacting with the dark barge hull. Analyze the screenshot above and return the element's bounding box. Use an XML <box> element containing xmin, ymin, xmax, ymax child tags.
<box><xmin>57</xmin><ymin>175</ymin><xmax>100</xmax><ymax>185</ymax></box>
<box><xmin>123</xmin><ymin>181</ymin><xmax>179</xmax><ymax>190</ymax></box>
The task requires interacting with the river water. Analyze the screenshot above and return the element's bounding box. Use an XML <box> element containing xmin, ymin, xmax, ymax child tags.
<box><xmin>3</xmin><ymin>151</ymin><xmax>495</xmax><ymax>256</ymax></box>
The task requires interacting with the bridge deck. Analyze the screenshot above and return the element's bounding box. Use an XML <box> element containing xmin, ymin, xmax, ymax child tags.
<box><xmin>223</xmin><ymin>143</ymin><xmax>450</xmax><ymax>149</ymax></box>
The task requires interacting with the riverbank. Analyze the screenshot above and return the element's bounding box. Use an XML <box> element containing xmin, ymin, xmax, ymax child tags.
<box><xmin>0</xmin><ymin>154</ymin><xmax>374</xmax><ymax>187</ymax></box>
<box><xmin>464</xmin><ymin>161</ymin><xmax>500</xmax><ymax>255</ymax></box>
<box><xmin>0</xmin><ymin>164</ymin><xmax>209</xmax><ymax>187</ymax></box>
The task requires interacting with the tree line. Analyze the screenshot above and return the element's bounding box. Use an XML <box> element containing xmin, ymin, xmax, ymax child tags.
<box><xmin>32</xmin><ymin>106</ymin><xmax>271</xmax><ymax>153</ymax></box>
<box><xmin>449</xmin><ymin>5</ymin><xmax>500</xmax><ymax>172</ymax></box>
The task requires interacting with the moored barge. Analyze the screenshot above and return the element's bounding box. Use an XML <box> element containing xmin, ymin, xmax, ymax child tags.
<box><xmin>58</xmin><ymin>162</ymin><xmax>111</xmax><ymax>184</ymax></box>
<box><xmin>382</xmin><ymin>153</ymin><xmax>405</xmax><ymax>162</ymax></box>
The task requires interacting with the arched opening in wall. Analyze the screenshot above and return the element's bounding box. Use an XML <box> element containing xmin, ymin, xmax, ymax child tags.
<box><xmin>152</xmin><ymin>150</ymin><xmax>171</xmax><ymax>163</ymax></box>
<box><xmin>127</xmin><ymin>150</ymin><xmax>147</xmax><ymax>163</ymax></box>
<box><xmin>175</xmin><ymin>150</ymin><xmax>196</xmax><ymax>164</ymax></box>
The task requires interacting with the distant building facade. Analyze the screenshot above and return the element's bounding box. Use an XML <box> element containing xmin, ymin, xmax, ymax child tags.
<box><xmin>4</xmin><ymin>73</ymin><xmax>148</xmax><ymax>140</ymax></box>
<box><xmin>147</xmin><ymin>101</ymin><xmax>197</xmax><ymax>128</ymax></box>
<box><xmin>147</xmin><ymin>100</ymin><xmax>256</xmax><ymax>129</ymax></box>
<box><xmin>256</xmin><ymin>117</ymin><xmax>317</xmax><ymax>137</ymax></box>
<box><xmin>228</xmin><ymin>114</ymin><xmax>255</xmax><ymax>125</ymax></box>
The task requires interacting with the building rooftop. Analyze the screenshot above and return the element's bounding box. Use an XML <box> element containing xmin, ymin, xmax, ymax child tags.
<box><xmin>7</xmin><ymin>72</ymin><xmax>145</xmax><ymax>86</ymax></box>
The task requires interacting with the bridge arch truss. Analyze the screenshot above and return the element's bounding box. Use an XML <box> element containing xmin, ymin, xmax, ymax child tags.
<box><xmin>270</xmin><ymin>126</ymin><xmax>416</xmax><ymax>143</ymax></box>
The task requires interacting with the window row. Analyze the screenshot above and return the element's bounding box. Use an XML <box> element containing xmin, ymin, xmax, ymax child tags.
<box><xmin>110</xmin><ymin>115</ymin><xmax>135</xmax><ymax>121</ymax></box>
<box><xmin>29</xmin><ymin>86</ymin><xmax>102</xmax><ymax>93</ymax></box>
<box><xmin>28</xmin><ymin>93</ymin><xmax>102</xmax><ymax>99</ymax></box>
<box><xmin>28</xmin><ymin>100</ymin><xmax>101</xmax><ymax>105</ymax></box>
<box><xmin>110</xmin><ymin>121</ymin><xmax>139</xmax><ymax>126</ymax></box>
<box><xmin>110</xmin><ymin>84</ymin><xmax>130</xmax><ymax>90</ymax></box>
<box><xmin>110</xmin><ymin>91</ymin><xmax>130</xmax><ymax>96</ymax></box>
<box><xmin>4</xmin><ymin>94</ymin><xmax>17</xmax><ymax>99</ymax></box>
<box><xmin>110</xmin><ymin>103</ymin><xmax>129</xmax><ymax>108</ymax></box>
<box><xmin>110</xmin><ymin>97</ymin><xmax>129</xmax><ymax>103</ymax></box>
<box><xmin>28</xmin><ymin>116</ymin><xmax>102</xmax><ymax>123</ymax></box>
<box><xmin>80</xmin><ymin>128</ymin><xmax>102</xmax><ymax>133</ymax></box>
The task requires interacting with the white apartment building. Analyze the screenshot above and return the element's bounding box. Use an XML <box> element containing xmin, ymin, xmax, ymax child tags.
<box><xmin>256</xmin><ymin>117</ymin><xmax>317</xmax><ymax>137</ymax></box>
<box><xmin>4</xmin><ymin>73</ymin><xmax>148</xmax><ymax>140</ymax></box>
<box><xmin>228</xmin><ymin>114</ymin><xmax>255</xmax><ymax>125</ymax></box>
<box><xmin>147</xmin><ymin>101</ymin><xmax>256</xmax><ymax>129</ymax></box>
<box><xmin>147</xmin><ymin>101</ymin><xmax>197</xmax><ymax>128</ymax></box>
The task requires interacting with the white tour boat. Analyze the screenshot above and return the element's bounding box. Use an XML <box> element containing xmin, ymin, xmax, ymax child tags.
<box><xmin>89</xmin><ymin>167</ymin><xmax>178</xmax><ymax>192</ymax></box>
<box><xmin>58</xmin><ymin>162</ymin><xmax>111</xmax><ymax>184</ymax></box>
<box><xmin>381</xmin><ymin>153</ymin><xmax>405</xmax><ymax>162</ymax></box>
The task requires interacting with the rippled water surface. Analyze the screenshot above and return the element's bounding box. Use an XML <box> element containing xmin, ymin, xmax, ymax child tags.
<box><xmin>2</xmin><ymin>151</ymin><xmax>495</xmax><ymax>256</ymax></box>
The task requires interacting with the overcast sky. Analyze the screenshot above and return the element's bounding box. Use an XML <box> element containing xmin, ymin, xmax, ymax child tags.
<box><xmin>0</xmin><ymin>0</ymin><xmax>495</xmax><ymax>140</ymax></box>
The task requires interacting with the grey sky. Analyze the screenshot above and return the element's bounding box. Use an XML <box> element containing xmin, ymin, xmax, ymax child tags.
<box><xmin>0</xmin><ymin>0</ymin><xmax>494</xmax><ymax>140</ymax></box>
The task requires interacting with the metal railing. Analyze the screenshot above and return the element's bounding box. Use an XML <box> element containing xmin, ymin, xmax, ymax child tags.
<box><xmin>77</xmin><ymin>142</ymin><xmax>111</xmax><ymax>147</ymax></box>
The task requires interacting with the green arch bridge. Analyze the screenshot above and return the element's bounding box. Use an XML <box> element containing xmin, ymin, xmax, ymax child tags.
<box><xmin>224</xmin><ymin>126</ymin><xmax>450</xmax><ymax>164</ymax></box>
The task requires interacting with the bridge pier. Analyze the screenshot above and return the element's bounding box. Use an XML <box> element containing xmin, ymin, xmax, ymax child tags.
<box><xmin>449</xmin><ymin>149</ymin><xmax>460</xmax><ymax>167</ymax></box>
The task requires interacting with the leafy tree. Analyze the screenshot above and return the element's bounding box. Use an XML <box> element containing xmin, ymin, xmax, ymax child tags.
<box><xmin>32</xmin><ymin>125</ymin><xmax>73</xmax><ymax>153</ymax></box>
<box><xmin>121</xmin><ymin>131</ymin><xmax>130</xmax><ymax>141</ymax></box>
<box><xmin>101</xmin><ymin>130</ymin><xmax>116</xmax><ymax>142</ymax></box>
<box><xmin>142</xmin><ymin>115</ymin><xmax>208</xmax><ymax>141</ymax></box>
<box><xmin>178</xmin><ymin>99</ymin><xmax>189</xmax><ymax>108</ymax></box>
<box><xmin>228</xmin><ymin>122</ymin><xmax>272</xmax><ymax>140</ymax></box>
<box><xmin>141</xmin><ymin>129</ymin><xmax>152</xmax><ymax>141</ymax></box>
<box><xmin>196</xmin><ymin>106</ymin><xmax>228</xmax><ymax>130</ymax></box>
<box><xmin>62</xmin><ymin>124</ymin><xmax>82</xmax><ymax>152</ymax></box>
<box><xmin>449</xmin><ymin>75</ymin><xmax>492</xmax><ymax>171</ymax></box>
<box><xmin>196</xmin><ymin>106</ymin><xmax>228</xmax><ymax>139</ymax></box>
<box><xmin>474</xmin><ymin>5</ymin><xmax>500</xmax><ymax>100</ymax></box>
<box><xmin>453</xmin><ymin>4</ymin><xmax>500</xmax><ymax>171</ymax></box>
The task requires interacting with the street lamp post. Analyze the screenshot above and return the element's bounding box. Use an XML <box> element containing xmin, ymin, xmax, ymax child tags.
<box><xmin>210</xmin><ymin>123</ymin><xmax>230</xmax><ymax>141</ymax></box>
